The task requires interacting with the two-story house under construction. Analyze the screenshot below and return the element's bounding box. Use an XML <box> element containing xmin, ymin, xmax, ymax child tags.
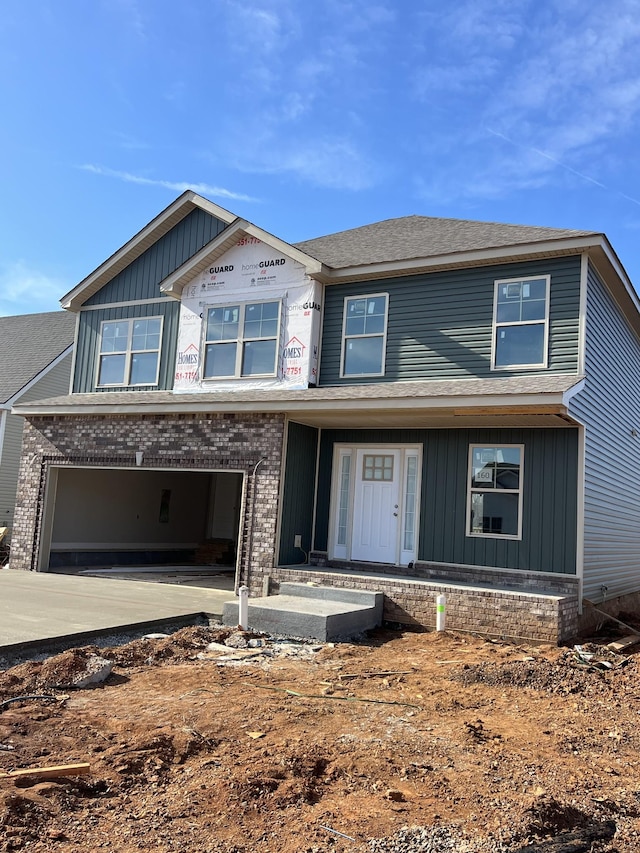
<box><xmin>11</xmin><ymin>192</ymin><xmax>640</xmax><ymax>643</ymax></box>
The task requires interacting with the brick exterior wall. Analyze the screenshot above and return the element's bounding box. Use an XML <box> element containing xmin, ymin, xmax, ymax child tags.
<box><xmin>11</xmin><ymin>413</ymin><xmax>285</xmax><ymax>583</ymax></box>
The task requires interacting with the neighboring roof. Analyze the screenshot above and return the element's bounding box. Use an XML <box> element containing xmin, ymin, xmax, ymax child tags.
<box><xmin>0</xmin><ymin>312</ymin><xmax>76</xmax><ymax>404</ymax></box>
<box><xmin>294</xmin><ymin>215</ymin><xmax>600</xmax><ymax>269</ymax></box>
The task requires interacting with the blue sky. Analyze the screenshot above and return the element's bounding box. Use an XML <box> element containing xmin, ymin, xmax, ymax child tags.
<box><xmin>2</xmin><ymin>0</ymin><xmax>640</xmax><ymax>316</ymax></box>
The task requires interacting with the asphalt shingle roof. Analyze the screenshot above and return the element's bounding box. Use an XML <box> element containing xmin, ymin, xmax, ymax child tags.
<box><xmin>13</xmin><ymin>375</ymin><xmax>582</xmax><ymax>414</ymax></box>
<box><xmin>294</xmin><ymin>215</ymin><xmax>599</xmax><ymax>269</ymax></box>
<box><xmin>0</xmin><ymin>312</ymin><xmax>76</xmax><ymax>404</ymax></box>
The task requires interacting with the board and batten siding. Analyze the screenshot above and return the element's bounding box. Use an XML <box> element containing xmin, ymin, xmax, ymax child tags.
<box><xmin>314</xmin><ymin>427</ymin><xmax>578</xmax><ymax>575</ymax></box>
<box><xmin>319</xmin><ymin>256</ymin><xmax>581</xmax><ymax>385</ymax></box>
<box><xmin>568</xmin><ymin>262</ymin><xmax>640</xmax><ymax>602</ymax></box>
<box><xmin>83</xmin><ymin>209</ymin><xmax>228</xmax><ymax>306</ymax></box>
<box><xmin>278</xmin><ymin>422</ymin><xmax>319</xmax><ymax>565</ymax></box>
<box><xmin>0</xmin><ymin>355</ymin><xmax>72</xmax><ymax>536</ymax></box>
<box><xmin>73</xmin><ymin>300</ymin><xmax>180</xmax><ymax>393</ymax></box>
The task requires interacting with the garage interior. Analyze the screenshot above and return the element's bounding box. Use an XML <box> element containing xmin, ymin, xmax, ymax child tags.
<box><xmin>41</xmin><ymin>467</ymin><xmax>243</xmax><ymax>586</ymax></box>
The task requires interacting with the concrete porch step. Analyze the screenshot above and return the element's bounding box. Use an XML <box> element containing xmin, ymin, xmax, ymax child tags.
<box><xmin>222</xmin><ymin>582</ymin><xmax>383</xmax><ymax>641</ymax></box>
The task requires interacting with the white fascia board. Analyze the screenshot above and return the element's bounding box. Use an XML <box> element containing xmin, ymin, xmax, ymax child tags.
<box><xmin>160</xmin><ymin>221</ymin><xmax>326</xmax><ymax>299</ymax></box>
<box><xmin>562</xmin><ymin>377</ymin><xmax>586</xmax><ymax>406</ymax></box>
<box><xmin>5</xmin><ymin>346</ymin><xmax>74</xmax><ymax>408</ymax></box>
<box><xmin>598</xmin><ymin>236</ymin><xmax>640</xmax><ymax>314</ymax></box>
<box><xmin>322</xmin><ymin>235</ymin><xmax>606</xmax><ymax>284</ymax></box>
<box><xmin>60</xmin><ymin>192</ymin><xmax>238</xmax><ymax>311</ymax></box>
<box><xmin>13</xmin><ymin>390</ymin><xmax>571</xmax><ymax>418</ymax></box>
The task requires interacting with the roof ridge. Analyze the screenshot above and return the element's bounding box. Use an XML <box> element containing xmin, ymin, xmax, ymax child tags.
<box><xmin>294</xmin><ymin>214</ymin><xmax>598</xmax><ymax>247</ymax></box>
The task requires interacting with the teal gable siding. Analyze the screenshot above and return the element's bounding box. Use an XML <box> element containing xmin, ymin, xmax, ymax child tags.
<box><xmin>319</xmin><ymin>256</ymin><xmax>581</xmax><ymax>385</ymax></box>
<box><xmin>314</xmin><ymin>427</ymin><xmax>578</xmax><ymax>575</ymax></box>
<box><xmin>73</xmin><ymin>300</ymin><xmax>180</xmax><ymax>393</ymax></box>
<box><xmin>279</xmin><ymin>422</ymin><xmax>319</xmax><ymax>565</ymax></box>
<box><xmin>84</xmin><ymin>209</ymin><xmax>228</xmax><ymax>306</ymax></box>
<box><xmin>73</xmin><ymin>208</ymin><xmax>228</xmax><ymax>392</ymax></box>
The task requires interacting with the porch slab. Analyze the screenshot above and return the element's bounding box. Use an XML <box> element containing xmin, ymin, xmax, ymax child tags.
<box><xmin>223</xmin><ymin>582</ymin><xmax>383</xmax><ymax>641</ymax></box>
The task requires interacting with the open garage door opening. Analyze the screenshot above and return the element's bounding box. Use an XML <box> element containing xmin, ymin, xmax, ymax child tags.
<box><xmin>41</xmin><ymin>467</ymin><xmax>244</xmax><ymax>580</ymax></box>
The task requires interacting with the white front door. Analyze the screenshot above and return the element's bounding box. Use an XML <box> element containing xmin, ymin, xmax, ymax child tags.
<box><xmin>351</xmin><ymin>449</ymin><xmax>401</xmax><ymax>563</ymax></box>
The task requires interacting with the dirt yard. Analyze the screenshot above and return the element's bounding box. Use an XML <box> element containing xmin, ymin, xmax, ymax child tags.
<box><xmin>1</xmin><ymin>620</ymin><xmax>640</xmax><ymax>852</ymax></box>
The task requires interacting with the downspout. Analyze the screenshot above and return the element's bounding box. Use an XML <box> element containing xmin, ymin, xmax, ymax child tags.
<box><xmin>238</xmin><ymin>456</ymin><xmax>267</xmax><ymax>594</ymax></box>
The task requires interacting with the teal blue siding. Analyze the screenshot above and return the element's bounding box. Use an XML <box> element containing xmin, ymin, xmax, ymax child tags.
<box><xmin>73</xmin><ymin>207</ymin><xmax>228</xmax><ymax>392</ymax></box>
<box><xmin>319</xmin><ymin>256</ymin><xmax>581</xmax><ymax>385</ymax></box>
<box><xmin>73</xmin><ymin>300</ymin><xmax>179</xmax><ymax>392</ymax></box>
<box><xmin>279</xmin><ymin>422</ymin><xmax>319</xmax><ymax>565</ymax></box>
<box><xmin>569</xmin><ymin>263</ymin><xmax>640</xmax><ymax>600</ymax></box>
<box><xmin>315</xmin><ymin>427</ymin><xmax>578</xmax><ymax>575</ymax></box>
<box><xmin>84</xmin><ymin>209</ymin><xmax>227</xmax><ymax>306</ymax></box>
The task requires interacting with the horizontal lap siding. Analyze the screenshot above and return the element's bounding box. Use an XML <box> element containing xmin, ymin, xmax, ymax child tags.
<box><xmin>84</xmin><ymin>209</ymin><xmax>227</xmax><ymax>305</ymax></box>
<box><xmin>73</xmin><ymin>301</ymin><xmax>179</xmax><ymax>392</ymax></box>
<box><xmin>319</xmin><ymin>256</ymin><xmax>581</xmax><ymax>384</ymax></box>
<box><xmin>0</xmin><ymin>360</ymin><xmax>73</xmax><ymax>533</ymax></box>
<box><xmin>569</xmin><ymin>264</ymin><xmax>640</xmax><ymax>601</ymax></box>
<box><xmin>316</xmin><ymin>427</ymin><xmax>578</xmax><ymax>575</ymax></box>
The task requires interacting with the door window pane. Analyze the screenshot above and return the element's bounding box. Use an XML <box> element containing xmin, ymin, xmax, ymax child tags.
<box><xmin>362</xmin><ymin>454</ymin><xmax>394</xmax><ymax>481</ymax></box>
<box><xmin>337</xmin><ymin>454</ymin><xmax>351</xmax><ymax>547</ymax></box>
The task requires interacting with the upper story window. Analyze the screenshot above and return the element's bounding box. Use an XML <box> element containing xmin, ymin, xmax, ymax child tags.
<box><xmin>492</xmin><ymin>276</ymin><xmax>550</xmax><ymax>369</ymax></box>
<box><xmin>467</xmin><ymin>445</ymin><xmax>523</xmax><ymax>539</ymax></box>
<box><xmin>203</xmin><ymin>300</ymin><xmax>280</xmax><ymax>379</ymax></box>
<box><xmin>341</xmin><ymin>293</ymin><xmax>388</xmax><ymax>377</ymax></box>
<box><xmin>97</xmin><ymin>317</ymin><xmax>162</xmax><ymax>387</ymax></box>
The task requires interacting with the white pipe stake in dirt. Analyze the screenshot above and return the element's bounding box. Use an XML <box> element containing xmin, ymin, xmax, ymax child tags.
<box><xmin>436</xmin><ymin>594</ymin><xmax>446</xmax><ymax>631</ymax></box>
<box><xmin>238</xmin><ymin>585</ymin><xmax>249</xmax><ymax>630</ymax></box>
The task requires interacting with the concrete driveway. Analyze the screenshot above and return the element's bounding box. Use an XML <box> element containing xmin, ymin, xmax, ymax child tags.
<box><xmin>0</xmin><ymin>569</ymin><xmax>235</xmax><ymax>659</ymax></box>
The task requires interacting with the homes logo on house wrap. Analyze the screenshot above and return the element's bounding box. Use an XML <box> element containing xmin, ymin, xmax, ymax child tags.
<box><xmin>175</xmin><ymin>342</ymin><xmax>199</xmax><ymax>384</ymax></box>
<box><xmin>283</xmin><ymin>336</ymin><xmax>306</xmax><ymax>379</ymax></box>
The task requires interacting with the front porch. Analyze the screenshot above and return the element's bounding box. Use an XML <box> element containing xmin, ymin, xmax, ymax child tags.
<box><xmin>266</xmin><ymin>559</ymin><xmax>580</xmax><ymax>645</ymax></box>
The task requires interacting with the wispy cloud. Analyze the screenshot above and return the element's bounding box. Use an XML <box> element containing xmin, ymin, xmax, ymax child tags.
<box><xmin>0</xmin><ymin>262</ymin><xmax>65</xmax><ymax>316</ymax></box>
<box><xmin>411</xmin><ymin>0</ymin><xmax>640</xmax><ymax>205</ymax></box>
<box><xmin>78</xmin><ymin>164</ymin><xmax>259</xmax><ymax>202</ymax></box>
<box><xmin>210</xmin><ymin>0</ymin><xmax>394</xmax><ymax>190</ymax></box>
<box><xmin>231</xmin><ymin>137</ymin><xmax>378</xmax><ymax>191</ymax></box>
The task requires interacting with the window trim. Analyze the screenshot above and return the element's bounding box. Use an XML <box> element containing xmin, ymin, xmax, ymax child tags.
<box><xmin>96</xmin><ymin>315</ymin><xmax>163</xmax><ymax>388</ymax></box>
<box><xmin>466</xmin><ymin>443</ymin><xmax>524</xmax><ymax>541</ymax></box>
<box><xmin>201</xmin><ymin>298</ymin><xmax>282</xmax><ymax>380</ymax></box>
<box><xmin>339</xmin><ymin>292</ymin><xmax>389</xmax><ymax>378</ymax></box>
<box><xmin>491</xmin><ymin>275</ymin><xmax>550</xmax><ymax>370</ymax></box>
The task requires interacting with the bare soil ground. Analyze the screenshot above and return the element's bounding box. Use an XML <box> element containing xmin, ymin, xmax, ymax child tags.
<box><xmin>1</xmin><ymin>622</ymin><xmax>640</xmax><ymax>852</ymax></box>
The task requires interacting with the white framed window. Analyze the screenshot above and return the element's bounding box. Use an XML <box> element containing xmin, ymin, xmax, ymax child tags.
<box><xmin>203</xmin><ymin>300</ymin><xmax>281</xmax><ymax>379</ymax></box>
<box><xmin>97</xmin><ymin>316</ymin><xmax>162</xmax><ymax>387</ymax></box>
<box><xmin>492</xmin><ymin>276</ymin><xmax>550</xmax><ymax>369</ymax></box>
<box><xmin>467</xmin><ymin>445</ymin><xmax>523</xmax><ymax>540</ymax></box>
<box><xmin>340</xmin><ymin>293</ymin><xmax>388</xmax><ymax>377</ymax></box>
